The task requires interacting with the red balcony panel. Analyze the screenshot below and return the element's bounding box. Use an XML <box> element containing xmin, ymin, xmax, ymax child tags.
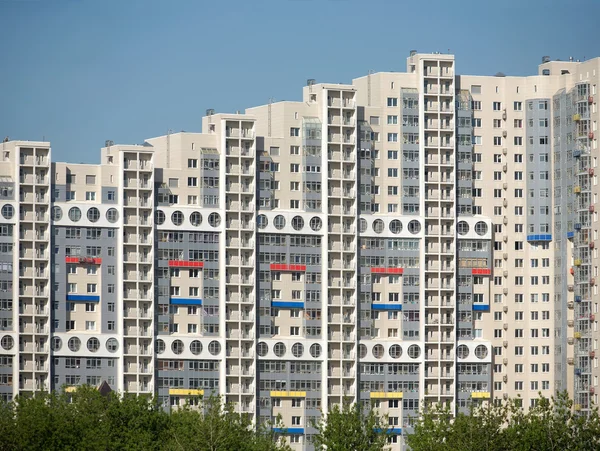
<box><xmin>168</xmin><ymin>260</ymin><xmax>204</xmax><ymax>268</ymax></box>
<box><xmin>471</xmin><ymin>268</ymin><xmax>491</xmax><ymax>275</ymax></box>
<box><xmin>269</xmin><ymin>264</ymin><xmax>307</xmax><ymax>272</ymax></box>
<box><xmin>65</xmin><ymin>257</ymin><xmax>102</xmax><ymax>265</ymax></box>
<box><xmin>370</xmin><ymin>267</ymin><xmax>404</xmax><ymax>275</ymax></box>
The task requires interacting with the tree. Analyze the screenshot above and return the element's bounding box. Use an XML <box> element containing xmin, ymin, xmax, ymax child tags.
<box><xmin>163</xmin><ymin>395</ymin><xmax>290</xmax><ymax>451</ymax></box>
<box><xmin>312</xmin><ymin>402</ymin><xmax>390</xmax><ymax>451</ymax></box>
<box><xmin>407</xmin><ymin>392</ymin><xmax>600</xmax><ymax>451</ymax></box>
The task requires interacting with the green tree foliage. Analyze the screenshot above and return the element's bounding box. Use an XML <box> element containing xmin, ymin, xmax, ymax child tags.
<box><xmin>407</xmin><ymin>392</ymin><xmax>600</xmax><ymax>451</ymax></box>
<box><xmin>0</xmin><ymin>389</ymin><xmax>290</xmax><ymax>451</ymax></box>
<box><xmin>311</xmin><ymin>402</ymin><xmax>390</xmax><ymax>451</ymax></box>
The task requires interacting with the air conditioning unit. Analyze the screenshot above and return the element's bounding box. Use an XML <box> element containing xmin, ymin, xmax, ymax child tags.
<box><xmin>503</xmin><ymin>182</ymin><xmax>508</xmax><ymax>190</ymax></box>
<box><xmin>503</xmin><ymin>235</ymin><xmax>508</xmax><ymax>243</ymax></box>
<box><xmin>568</xmin><ymin>337</ymin><xmax>574</xmax><ymax>345</ymax></box>
<box><xmin>503</xmin><ymin>375</ymin><xmax>508</xmax><ymax>383</ymax></box>
<box><xmin>503</xmin><ymin>199</ymin><xmax>508</xmax><ymax>207</ymax></box>
<box><xmin>568</xmin><ymin>301</ymin><xmax>574</xmax><ymax>309</ymax></box>
<box><xmin>502</xmin><ymin>148</ymin><xmax>507</xmax><ymax>155</ymax></box>
<box><xmin>503</xmin><ymin>253</ymin><xmax>508</xmax><ymax>260</ymax></box>
<box><xmin>503</xmin><ymin>164</ymin><xmax>508</xmax><ymax>173</ymax></box>
<box><xmin>503</xmin><ymin>306</ymin><xmax>508</xmax><ymax>313</ymax></box>
<box><xmin>568</xmin><ymin>357</ymin><xmax>574</xmax><ymax>364</ymax></box>
<box><xmin>503</xmin><ymin>358</ymin><xmax>508</xmax><ymax>365</ymax></box>
<box><xmin>503</xmin><ymin>340</ymin><xmax>508</xmax><ymax>348</ymax></box>
<box><xmin>503</xmin><ymin>323</ymin><xmax>509</xmax><ymax>330</ymax></box>
<box><xmin>503</xmin><ymin>393</ymin><xmax>509</xmax><ymax>400</ymax></box>
<box><xmin>503</xmin><ymin>216</ymin><xmax>508</xmax><ymax>225</ymax></box>
<box><xmin>568</xmin><ymin>319</ymin><xmax>574</xmax><ymax>327</ymax></box>
<box><xmin>502</xmin><ymin>130</ymin><xmax>507</xmax><ymax>138</ymax></box>
<box><xmin>503</xmin><ymin>270</ymin><xmax>508</xmax><ymax>277</ymax></box>
<box><xmin>503</xmin><ymin>288</ymin><xmax>508</xmax><ymax>295</ymax></box>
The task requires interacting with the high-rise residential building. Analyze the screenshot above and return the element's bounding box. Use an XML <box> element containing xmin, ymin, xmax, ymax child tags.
<box><xmin>0</xmin><ymin>51</ymin><xmax>598</xmax><ymax>449</ymax></box>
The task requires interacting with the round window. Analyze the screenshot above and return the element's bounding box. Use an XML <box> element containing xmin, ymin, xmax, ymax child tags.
<box><xmin>292</xmin><ymin>216</ymin><xmax>304</xmax><ymax>231</ymax></box>
<box><xmin>87</xmin><ymin>337</ymin><xmax>100</xmax><ymax>353</ymax></box>
<box><xmin>389</xmin><ymin>219</ymin><xmax>402</xmax><ymax>234</ymax></box>
<box><xmin>106</xmin><ymin>208</ymin><xmax>119</xmax><ymax>223</ymax></box>
<box><xmin>310</xmin><ymin>343</ymin><xmax>321</xmax><ymax>358</ymax></box>
<box><xmin>208</xmin><ymin>213</ymin><xmax>221</xmax><ymax>227</ymax></box>
<box><xmin>155</xmin><ymin>210</ymin><xmax>166</xmax><ymax>225</ymax></box>
<box><xmin>172</xmin><ymin>211</ymin><xmax>184</xmax><ymax>226</ymax></box>
<box><xmin>457</xmin><ymin>344</ymin><xmax>470</xmax><ymax>359</ymax></box>
<box><xmin>359</xmin><ymin>218</ymin><xmax>368</xmax><ymax>233</ymax></box>
<box><xmin>359</xmin><ymin>344</ymin><xmax>368</xmax><ymax>359</ymax></box>
<box><xmin>190</xmin><ymin>212</ymin><xmax>202</xmax><ymax>227</ymax></box>
<box><xmin>1</xmin><ymin>335</ymin><xmax>14</xmax><ymax>350</ymax></box>
<box><xmin>106</xmin><ymin>338</ymin><xmax>119</xmax><ymax>353</ymax></box>
<box><xmin>274</xmin><ymin>342</ymin><xmax>286</xmax><ymax>357</ymax></box>
<box><xmin>172</xmin><ymin>339</ymin><xmax>184</xmax><ymax>355</ymax></box>
<box><xmin>156</xmin><ymin>339</ymin><xmax>166</xmax><ymax>354</ymax></box>
<box><xmin>51</xmin><ymin>336</ymin><xmax>62</xmax><ymax>352</ymax></box>
<box><xmin>190</xmin><ymin>340</ymin><xmax>203</xmax><ymax>355</ymax></box>
<box><xmin>257</xmin><ymin>342</ymin><xmax>269</xmax><ymax>357</ymax></box>
<box><xmin>310</xmin><ymin>217</ymin><xmax>322</xmax><ymax>231</ymax></box>
<box><xmin>87</xmin><ymin>207</ymin><xmax>101</xmax><ymax>223</ymax></box>
<box><xmin>373</xmin><ymin>219</ymin><xmax>384</xmax><ymax>234</ymax></box>
<box><xmin>389</xmin><ymin>344</ymin><xmax>402</xmax><ymax>359</ymax></box>
<box><xmin>408</xmin><ymin>345</ymin><xmax>421</xmax><ymax>359</ymax></box>
<box><xmin>292</xmin><ymin>343</ymin><xmax>304</xmax><ymax>358</ymax></box>
<box><xmin>273</xmin><ymin>215</ymin><xmax>285</xmax><ymax>230</ymax></box>
<box><xmin>373</xmin><ymin>344</ymin><xmax>384</xmax><ymax>359</ymax></box>
<box><xmin>457</xmin><ymin>221</ymin><xmax>469</xmax><ymax>236</ymax></box>
<box><xmin>68</xmin><ymin>337</ymin><xmax>81</xmax><ymax>352</ymax></box>
<box><xmin>475</xmin><ymin>345</ymin><xmax>488</xmax><ymax>359</ymax></box>
<box><xmin>257</xmin><ymin>214</ymin><xmax>268</xmax><ymax>229</ymax></box>
<box><xmin>408</xmin><ymin>220</ymin><xmax>421</xmax><ymax>234</ymax></box>
<box><xmin>475</xmin><ymin>221</ymin><xmax>488</xmax><ymax>236</ymax></box>
<box><xmin>1</xmin><ymin>204</ymin><xmax>14</xmax><ymax>220</ymax></box>
<box><xmin>51</xmin><ymin>206</ymin><xmax>62</xmax><ymax>221</ymax></box>
<box><xmin>208</xmin><ymin>340</ymin><xmax>221</xmax><ymax>356</ymax></box>
<box><xmin>68</xmin><ymin>207</ymin><xmax>81</xmax><ymax>222</ymax></box>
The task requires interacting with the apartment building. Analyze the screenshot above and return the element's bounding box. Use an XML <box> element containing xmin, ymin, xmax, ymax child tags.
<box><xmin>0</xmin><ymin>51</ymin><xmax>598</xmax><ymax>449</ymax></box>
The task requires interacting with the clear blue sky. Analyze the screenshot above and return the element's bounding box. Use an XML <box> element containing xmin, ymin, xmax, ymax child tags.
<box><xmin>1</xmin><ymin>0</ymin><xmax>598</xmax><ymax>163</ymax></box>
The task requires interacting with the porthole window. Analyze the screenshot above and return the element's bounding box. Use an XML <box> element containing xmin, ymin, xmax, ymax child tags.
<box><xmin>475</xmin><ymin>345</ymin><xmax>488</xmax><ymax>359</ymax></box>
<box><xmin>475</xmin><ymin>221</ymin><xmax>488</xmax><ymax>236</ymax></box>
<box><xmin>1</xmin><ymin>335</ymin><xmax>14</xmax><ymax>350</ymax></box>
<box><xmin>208</xmin><ymin>340</ymin><xmax>221</xmax><ymax>356</ymax></box>
<box><xmin>68</xmin><ymin>207</ymin><xmax>81</xmax><ymax>222</ymax></box>
<box><xmin>172</xmin><ymin>211</ymin><xmax>184</xmax><ymax>226</ymax></box>
<box><xmin>359</xmin><ymin>344</ymin><xmax>368</xmax><ymax>359</ymax></box>
<box><xmin>68</xmin><ymin>337</ymin><xmax>81</xmax><ymax>352</ymax></box>
<box><xmin>359</xmin><ymin>218</ymin><xmax>368</xmax><ymax>233</ymax></box>
<box><xmin>172</xmin><ymin>339</ymin><xmax>184</xmax><ymax>355</ymax></box>
<box><xmin>310</xmin><ymin>217</ymin><xmax>322</xmax><ymax>231</ymax></box>
<box><xmin>389</xmin><ymin>344</ymin><xmax>402</xmax><ymax>359</ymax></box>
<box><xmin>273</xmin><ymin>215</ymin><xmax>285</xmax><ymax>230</ymax></box>
<box><xmin>292</xmin><ymin>343</ymin><xmax>304</xmax><ymax>358</ymax></box>
<box><xmin>190</xmin><ymin>340</ymin><xmax>203</xmax><ymax>355</ymax></box>
<box><xmin>87</xmin><ymin>207</ymin><xmax>100</xmax><ymax>223</ymax></box>
<box><xmin>274</xmin><ymin>342</ymin><xmax>286</xmax><ymax>357</ymax></box>
<box><xmin>408</xmin><ymin>345</ymin><xmax>421</xmax><ymax>359</ymax></box>
<box><xmin>87</xmin><ymin>337</ymin><xmax>100</xmax><ymax>353</ymax></box>
<box><xmin>208</xmin><ymin>213</ymin><xmax>221</xmax><ymax>227</ymax></box>
<box><xmin>408</xmin><ymin>220</ymin><xmax>421</xmax><ymax>234</ymax></box>
<box><xmin>373</xmin><ymin>344</ymin><xmax>384</xmax><ymax>359</ymax></box>
<box><xmin>457</xmin><ymin>221</ymin><xmax>469</xmax><ymax>236</ymax></box>
<box><xmin>51</xmin><ymin>206</ymin><xmax>62</xmax><ymax>221</ymax></box>
<box><xmin>106</xmin><ymin>338</ymin><xmax>119</xmax><ymax>353</ymax></box>
<box><xmin>51</xmin><ymin>336</ymin><xmax>62</xmax><ymax>352</ymax></box>
<box><xmin>457</xmin><ymin>344</ymin><xmax>470</xmax><ymax>359</ymax></box>
<box><xmin>1</xmin><ymin>204</ymin><xmax>13</xmax><ymax>220</ymax></box>
<box><xmin>310</xmin><ymin>343</ymin><xmax>321</xmax><ymax>358</ymax></box>
<box><xmin>106</xmin><ymin>208</ymin><xmax>118</xmax><ymax>223</ymax></box>
<box><xmin>190</xmin><ymin>212</ymin><xmax>202</xmax><ymax>227</ymax></box>
<box><xmin>389</xmin><ymin>219</ymin><xmax>402</xmax><ymax>234</ymax></box>
<box><xmin>257</xmin><ymin>342</ymin><xmax>269</xmax><ymax>357</ymax></box>
<box><xmin>292</xmin><ymin>216</ymin><xmax>304</xmax><ymax>231</ymax></box>
<box><xmin>257</xmin><ymin>214</ymin><xmax>268</xmax><ymax>229</ymax></box>
<box><xmin>156</xmin><ymin>339</ymin><xmax>166</xmax><ymax>354</ymax></box>
<box><xmin>155</xmin><ymin>210</ymin><xmax>165</xmax><ymax>225</ymax></box>
<box><xmin>373</xmin><ymin>219</ymin><xmax>385</xmax><ymax>234</ymax></box>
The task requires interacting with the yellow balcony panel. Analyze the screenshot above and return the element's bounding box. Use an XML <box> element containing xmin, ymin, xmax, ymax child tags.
<box><xmin>575</xmin><ymin>259</ymin><xmax>582</xmax><ymax>266</ymax></box>
<box><xmin>169</xmin><ymin>389</ymin><xmax>204</xmax><ymax>396</ymax></box>
<box><xmin>574</xmin><ymin>332</ymin><xmax>582</xmax><ymax>339</ymax></box>
<box><xmin>64</xmin><ymin>386</ymin><xmax>78</xmax><ymax>393</ymax></box>
<box><xmin>370</xmin><ymin>392</ymin><xmax>403</xmax><ymax>399</ymax></box>
<box><xmin>575</xmin><ymin>403</ymin><xmax>582</xmax><ymax>411</ymax></box>
<box><xmin>573</xmin><ymin>114</ymin><xmax>581</xmax><ymax>121</ymax></box>
<box><xmin>574</xmin><ymin>186</ymin><xmax>582</xmax><ymax>193</ymax></box>
<box><xmin>270</xmin><ymin>391</ymin><xmax>306</xmax><ymax>398</ymax></box>
<box><xmin>471</xmin><ymin>392</ymin><xmax>491</xmax><ymax>399</ymax></box>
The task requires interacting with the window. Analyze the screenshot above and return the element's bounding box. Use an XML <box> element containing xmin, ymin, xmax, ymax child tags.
<box><xmin>387</xmin><ymin>115</ymin><xmax>398</xmax><ymax>125</ymax></box>
<box><xmin>387</xmin><ymin>98</ymin><xmax>398</xmax><ymax>107</ymax></box>
<box><xmin>493</xmin><ymin>102</ymin><xmax>502</xmax><ymax>111</ymax></box>
<box><xmin>187</xmin><ymin>177</ymin><xmax>198</xmax><ymax>187</ymax></box>
<box><xmin>290</xmin><ymin>128</ymin><xmax>299</xmax><ymax>137</ymax></box>
<box><xmin>387</xmin><ymin>133</ymin><xmax>398</xmax><ymax>142</ymax></box>
<box><xmin>85</xmin><ymin>191</ymin><xmax>96</xmax><ymax>201</ymax></box>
